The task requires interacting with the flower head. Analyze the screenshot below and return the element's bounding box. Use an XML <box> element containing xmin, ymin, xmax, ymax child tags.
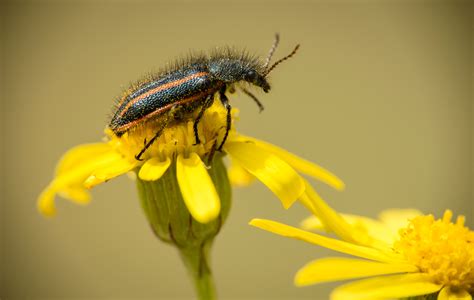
<box><xmin>395</xmin><ymin>210</ymin><xmax>474</xmax><ymax>292</ymax></box>
<box><xmin>251</xmin><ymin>185</ymin><xmax>474</xmax><ymax>300</ymax></box>
<box><xmin>39</xmin><ymin>100</ymin><xmax>344</xmax><ymax>224</ymax></box>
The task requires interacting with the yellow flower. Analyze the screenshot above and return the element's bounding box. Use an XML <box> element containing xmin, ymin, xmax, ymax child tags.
<box><xmin>38</xmin><ymin>101</ymin><xmax>344</xmax><ymax>224</ymax></box>
<box><xmin>250</xmin><ymin>184</ymin><xmax>474</xmax><ymax>300</ymax></box>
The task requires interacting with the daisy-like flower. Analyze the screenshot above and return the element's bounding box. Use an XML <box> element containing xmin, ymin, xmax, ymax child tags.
<box><xmin>38</xmin><ymin>88</ymin><xmax>345</xmax><ymax>299</ymax></box>
<box><xmin>38</xmin><ymin>101</ymin><xmax>343</xmax><ymax>223</ymax></box>
<box><xmin>251</xmin><ymin>184</ymin><xmax>474</xmax><ymax>300</ymax></box>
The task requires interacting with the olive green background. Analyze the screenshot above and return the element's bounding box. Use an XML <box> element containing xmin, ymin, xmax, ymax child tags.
<box><xmin>1</xmin><ymin>1</ymin><xmax>473</xmax><ymax>299</ymax></box>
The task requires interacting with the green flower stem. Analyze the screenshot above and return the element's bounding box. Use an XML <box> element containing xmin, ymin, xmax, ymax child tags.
<box><xmin>180</xmin><ymin>241</ymin><xmax>216</xmax><ymax>300</ymax></box>
<box><xmin>136</xmin><ymin>154</ymin><xmax>231</xmax><ymax>300</ymax></box>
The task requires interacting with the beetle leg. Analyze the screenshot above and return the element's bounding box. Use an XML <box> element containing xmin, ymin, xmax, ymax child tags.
<box><xmin>217</xmin><ymin>86</ymin><xmax>231</xmax><ymax>151</ymax></box>
<box><xmin>206</xmin><ymin>139</ymin><xmax>218</xmax><ymax>167</ymax></box>
<box><xmin>134</xmin><ymin>121</ymin><xmax>168</xmax><ymax>161</ymax></box>
<box><xmin>193</xmin><ymin>94</ymin><xmax>215</xmax><ymax>145</ymax></box>
<box><xmin>135</xmin><ymin>106</ymin><xmax>179</xmax><ymax>161</ymax></box>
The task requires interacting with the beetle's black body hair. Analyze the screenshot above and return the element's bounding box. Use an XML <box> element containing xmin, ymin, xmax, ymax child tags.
<box><xmin>110</xmin><ymin>48</ymin><xmax>264</xmax><ymax>113</ymax></box>
<box><xmin>208</xmin><ymin>47</ymin><xmax>264</xmax><ymax>74</ymax></box>
<box><xmin>109</xmin><ymin>53</ymin><xmax>208</xmax><ymax>111</ymax></box>
<box><xmin>108</xmin><ymin>34</ymin><xmax>300</xmax><ymax>160</ymax></box>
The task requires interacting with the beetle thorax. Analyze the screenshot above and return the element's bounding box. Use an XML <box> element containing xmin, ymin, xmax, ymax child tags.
<box><xmin>207</xmin><ymin>59</ymin><xmax>270</xmax><ymax>92</ymax></box>
<box><xmin>208</xmin><ymin>59</ymin><xmax>251</xmax><ymax>82</ymax></box>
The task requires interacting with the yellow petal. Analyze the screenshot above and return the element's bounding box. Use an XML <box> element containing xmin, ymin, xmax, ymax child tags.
<box><xmin>236</xmin><ymin>135</ymin><xmax>345</xmax><ymax>190</ymax></box>
<box><xmin>378</xmin><ymin>209</ymin><xmax>423</xmax><ymax>236</ymax></box>
<box><xmin>138</xmin><ymin>157</ymin><xmax>171</xmax><ymax>181</ymax></box>
<box><xmin>331</xmin><ymin>273</ymin><xmax>442</xmax><ymax>300</ymax></box>
<box><xmin>176</xmin><ymin>153</ymin><xmax>220</xmax><ymax>223</ymax></box>
<box><xmin>38</xmin><ymin>186</ymin><xmax>57</xmax><ymax>216</ymax></box>
<box><xmin>225</xmin><ymin>141</ymin><xmax>304</xmax><ymax>209</ymax></box>
<box><xmin>300</xmin><ymin>215</ymin><xmax>325</xmax><ymax>231</ymax></box>
<box><xmin>84</xmin><ymin>154</ymin><xmax>136</xmax><ymax>188</ymax></box>
<box><xmin>250</xmin><ymin>219</ymin><xmax>397</xmax><ymax>263</ymax></box>
<box><xmin>295</xmin><ymin>257</ymin><xmax>418</xmax><ymax>286</ymax></box>
<box><xmin>38</xmin><ymin>146</ymin><xmax>133</xmax><ymax>216</ymax></box>
<box><xmin>51</xmin><ymin>150</ymin><xmax>130</xmax><ymax>190</ymax></box>
<box><xmin>55</xmin><ymin>143</ymin><xmax>112</xmax><ymax>175</ymax></box>
<box><xmin>227</xmin><ymin>158</ymin><xmax>255</xmax><ymax>187</ymax></box>
<box><xmin>299</xmin><ymin>181</ymin><xmax>362</xmax><ymax>244</ymax></box>
<box><xmin>438</xmin><ymin>287</ymin><xmax>472</xmax><ymax>300</ymax></box>
<box><xmin>301</xmin><ymin>213</ymin><xmax>382</xmax><ymax>233</ymax></box>
<box><xmin>58</xmin><ymin>188</ymin><xmax>91</xmax><ymax>205</ymax></box>
<box><xmin>346</xmin><ymin>216</ymin><xmax>396</xmax><ymax>248</ymax></box>
<box><xmin>301</xmin><ymin>213</ymin><xmax>396</xmax><ymax>248</ymax></box>
<box><xmin>300</xmin><ymin>182</ymin><xmax>398</xmax><ymax>252</ymax></box>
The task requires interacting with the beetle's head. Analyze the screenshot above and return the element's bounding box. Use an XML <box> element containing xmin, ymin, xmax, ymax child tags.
<box><xmin>243</xmin><ymin>69</ymin><xmax>271</xmax><ymax>93</ymax></box>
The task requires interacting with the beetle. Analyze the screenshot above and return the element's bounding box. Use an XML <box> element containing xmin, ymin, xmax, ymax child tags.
<box><xmin>109</xmin><ymin>34</ymin><xmax>299</xmax><ymax>161</ymax></box>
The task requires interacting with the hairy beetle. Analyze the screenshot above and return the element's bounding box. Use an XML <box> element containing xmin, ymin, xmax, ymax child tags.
<box><xmin>109</xmin><ymin>34</ymin><xmax>299</xmax><ymax>160</ymax></box>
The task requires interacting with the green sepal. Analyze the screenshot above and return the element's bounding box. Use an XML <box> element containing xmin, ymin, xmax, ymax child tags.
<box><xmin>135</xmin><ymin>154</ymin><xmax>231</xmax><ymax>300</ymax></box>
<box><xmin>136</xmin><ymin>154</ymin><xmax>231</xmax><ymax>247</ymax></box>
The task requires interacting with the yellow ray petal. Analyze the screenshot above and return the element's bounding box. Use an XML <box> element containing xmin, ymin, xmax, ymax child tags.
<box><xmin>58</xmin><ymin>188</ymin><xmax>91</xmax><ymax>205</ymax></box>
<box><xmin>39</xmin><ymin>148</ymin><xmax>134</xmax><ymax>216</ymax></box>
<box><xmin>300</xmin><ymin>182</ymin><xmax>397</xmax><ymax>252</ymax></box>
<box><xmin>250</xmin><ymin>219</ymin><xmax>397</xmax><ymax>263</ymax></box>
<box><xmin>299</xmin><ymin>181</ymin><xmax>362</xmax><ymax>244</ymax></box>
<box><xmin>378</xmin><ymin>209</ymin><xmax>423</xmax><ymax>237</ymax></box>
<box><xmin>235</xmin><ymin>135</ymin><xmax>345</xmax><ymax>190</ymax></box>
<box><xmin>55</xmin><ymin>143</ymin><xmax>113</xmax><ymax>175</ymax></box>
<box><xmin>176</xmin><ymin>153</ymin><xmax>220</xmax><ymax>224</ymax></box>
<box><xmin>438</xmin><ymin>287</ymin><xmax>472</xmax><ymax>300</ymax></box>
<box><xmin>52</xmin><ymin>150</ymin><xmax>130</xmax><ymax>190</ymax></box>
<box><xmin>331</xmin><ymin>273</ymin><xmax>442</xmax><ymax>300</ymax></box>
<box><xmin>227</xmin><ymin>158</ymin><xmax>255</xmax><ymax>187</ymax></box>
<box><xmin>300</xmin><ymin>213</ymin><xmax>396</xmax><ymax>248</ymax></box>
<box><xmin>300</xmin><ymin>215</ymin><xmax>326</xmax><ymax>230</ymax></box>
<box><xmin>295</xmin><ymin>257</ymin><xmax>418</xmax><ymax>286</ymax></box>
<box><xmin>224</xmin><ymin>141</ymin><xmax>304</xmax><ymax>209</ymax></box>
<box><xmin>84</xmin><ymin>155</ymin><xmax>136</xmax><ymax>188</ymax></box>
<box><xmin>138</xmin><ymin>157</ymin><xmax>171</xmax><ymax>181</ymax></box>
<box><xmin>301</xmin><ymin>213</ymin><xmax>382</xmax><ymax>233</ymax></box>
<box><xmin>38</xmin><ymin>186</ymin><xmax>58</xmax><ymax>216</ymax></box>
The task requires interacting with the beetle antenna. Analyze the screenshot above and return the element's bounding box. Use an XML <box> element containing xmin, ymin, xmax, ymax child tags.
<box><xmin>263</xmin><ymin>33</ymin><xmax>280</xmax><ymax>69</ymax></box>
<box><xmin>264</xmin><ymin>44</ymin><xmax>300</xmax><ymax>76</ymax></box>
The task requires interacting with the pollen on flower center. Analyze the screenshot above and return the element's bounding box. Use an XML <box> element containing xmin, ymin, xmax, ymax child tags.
<box><xmin>107</xmin><ymin>101</ymin><xmax>234</xmax><ymax>162</ymax></box>
<box><xmin>394</xmin><ymin>210</ymin><xmax>474</xmax><ymax>291</ymax></box>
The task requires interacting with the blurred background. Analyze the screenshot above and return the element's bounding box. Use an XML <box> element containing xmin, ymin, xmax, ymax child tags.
<box><xmin>1</xmin><ymin>1</ymin><xmax>472</xmax><ymax>299</ymax></box>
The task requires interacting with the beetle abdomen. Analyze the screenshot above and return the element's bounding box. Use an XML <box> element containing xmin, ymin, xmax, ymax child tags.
<box><xmin>110</xmin><ymin>66</ymin><xmax>215</xmax><ymax>134</ymax></box>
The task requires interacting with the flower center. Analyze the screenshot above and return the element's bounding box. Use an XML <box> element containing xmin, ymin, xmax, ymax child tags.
<box><xmin>394</xmin><ymin>210</ymin><xmax>474</xmax><ymax>291</ymax></box>
<box><xmin>107</xmin><ymin>101</ymin><xmax>234</xmax><ymax>162</ymax></box>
